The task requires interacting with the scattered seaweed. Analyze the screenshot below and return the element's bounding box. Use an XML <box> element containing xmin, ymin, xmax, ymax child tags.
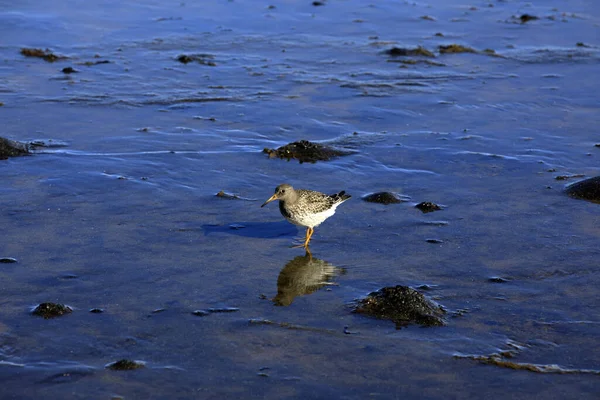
<box><xmin>353</xmin><ymin>285</ymin><xmax>446</xmax><ymax>328</ymax></box>
<box><xmin>20</xmin><ymin>48</ymin><xmax>67</xmax><ymax>62</ymax></box>
<box><xmin>438</xmin><ymin>44</ymin><xmax>477</xmax><ymax>54</ymax></box>
<box><xmin>263</xmin><ymin>140</ymin><xmax>352</xmax><ymax>163</ymax></box>
<box><xmin>384</xmin><ymin>46</ymin><xmax>435</xmax><ymax>57</ymax></box>
<box><xmin>455</xmin><ymin>353</ymin><xmax>600</xmax><ymax>375</ymax></box>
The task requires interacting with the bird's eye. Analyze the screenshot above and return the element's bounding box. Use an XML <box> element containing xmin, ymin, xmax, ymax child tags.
<box><xmin>280</xmin><ymin>189</ymin><xmax>285</xmax><ymax>194</ymax></box>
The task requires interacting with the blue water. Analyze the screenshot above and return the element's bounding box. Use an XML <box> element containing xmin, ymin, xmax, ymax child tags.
<box><xmin>1</xmin><ymin>0</ymin><xmax>599</xmax><ymax>398</ymax></box>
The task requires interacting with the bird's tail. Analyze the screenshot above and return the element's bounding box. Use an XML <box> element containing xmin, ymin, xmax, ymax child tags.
<box><xmin>331</xmin><ymin>191</ymin><xmax>351</xmax><ymax>202</ymax></box>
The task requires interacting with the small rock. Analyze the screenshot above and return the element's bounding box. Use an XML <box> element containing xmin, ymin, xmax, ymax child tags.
<box><xmin>192</xmin><ymin>310</ymin><xmax>210</xmax><ymax>317</ymax></box>
<box><xmin>0</xmin><ymin>257</ymin><xmax>18</xmax><ymax>263</ymax></box>
<box><xmin>426</xmin><ymin>239</ymin><xmax>443</xmax><ymax>244</ymax></box>
<box><xmin>31</xmin><ymin>303</ymin><xmax>73</xmax><ymax>319</ymax></box>
<box><xmin>362</xmin><ymin>192</ymin><xmax>405</xmax><ymax>205</ymax></box>
<box><xmin>415</xmin><ymin>202</ymin><xmax>442</xmax><ymax>213</ymax></box>
<box><xmin>105</xmin><ymin>359</ymin><xmax>145</xmax><ymax>371</ymax></box>
<box><xmin>61</xmin><ymin>67</ymin><xmax>78</xmax><ymax>74</ymax></box>
<box><xmin>89</xmin><ymin>308</ymin><xmax>104</xmax><ymax>313</ymax></box>
<box><xmin>488</xmin><ymin>276</ymin><xmax>510</xmax><ymax>283</ymax></box>
<box><xmin>519</xmin><ymin>14</ymin><xmax>539</xmax><ymax>23</ymax></box>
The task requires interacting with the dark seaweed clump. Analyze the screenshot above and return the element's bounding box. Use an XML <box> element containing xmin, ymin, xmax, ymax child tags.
<box><xmin>263</xmin><ymin>140</ymin><xmax>351</xmax><ymax>163</ymax></box>
<box><xmin>106</xmin><ymin>359</ymin><xmax>145</xmax><ymax>370</ymax></box>
<box><xmin>20</xmin><ymin>48</ymin><xmax>67</xmax><ymax>62</ymax></box>
<box><xmin>0</xmin><ymin>137</ymin><xmax>29</xmax><ymax>160</ymax></box>
<box><xmin>438</xmin><ymin>44</ymin><xmax>477</xmax><ymax>54</ymax></box>
<box><xmin>384</xmin><ymin>46</ymin><xmax>435</xmax><ymax>58</ymax></box>
<box><xmin>353</xmin><ymin>285</ymin><xmax>446</xmax><ymax>328</ymax></box>
<box><xmin>31</xmin><ymin>303</ymin><xmax>73</xmax><ymax>319</ymax></box>
<box><xmin>415</xmin><ymin>201</ymin><xmax>442</xmax><ymax>213</ymax></box>
<box><xmin>564</xmin><ymin>176</ymin><xmax>600</xmax><ymax>203</ymax></box>
<box><xmin>362</xmin><ymin>192</ymin><xmax>404</xmax><ymax>205</ymax></box>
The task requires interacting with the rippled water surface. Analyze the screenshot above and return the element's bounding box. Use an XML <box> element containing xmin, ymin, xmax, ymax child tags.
<box><xmin>1</xmin><ymin>0</ymin><xmax>599</xmax><ymax>398</ymax></box>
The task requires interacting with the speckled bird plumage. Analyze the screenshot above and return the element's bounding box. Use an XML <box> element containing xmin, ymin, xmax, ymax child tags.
<box><xmin>261</xmin><ymin>183</ymin><xmax>351</xmax><ymax>249</ymax></box>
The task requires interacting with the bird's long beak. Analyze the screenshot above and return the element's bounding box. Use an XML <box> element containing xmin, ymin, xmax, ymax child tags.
<box><xmin>261</xmin><ymin>194</ymin><xmax>278</xmax><ymax>208</ymax></box>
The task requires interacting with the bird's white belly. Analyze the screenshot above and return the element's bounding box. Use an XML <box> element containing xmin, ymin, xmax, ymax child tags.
<box><xmin>287</xmin><ymin>206</ymin><xmax>337</xmax><ymax>228</ymax></box>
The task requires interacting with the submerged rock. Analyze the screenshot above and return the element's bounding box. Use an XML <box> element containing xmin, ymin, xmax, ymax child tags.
<box><xmin>263</xmin><ymin>140</ymin><xmax>351</xmax><ymax>163</ymax></box>
<box><xmin>0</xmin><ymin>137</ymin><xmax>29</xmax><ymax>160</ymax></box>
<box><xmin>564</xmin><ymin>176</ymin><xmax>600</xmax><ymax>203</ymax></box>
<box><xmin>31</xmin><ymin>303</ymin><xmax>73</xmax><ymax>319</ymax></box>
<box><xmin>105</xmin><ymin>359</ymin><xmax>145</xmax><ymax>371</ymax></box>
<box><xmin>415</xmin><ymin>201</ymin><xmax>442</xmax><ymax>213</ymax></box>
<box><xmin>362</xmin><ymin>192</ymin><xmax>406</xmax><ymax>205</ymax></box>
<box><xmin>353</xmin><ymin>285</ymin><xmax>446</xmax><ymax>328</ymax></box>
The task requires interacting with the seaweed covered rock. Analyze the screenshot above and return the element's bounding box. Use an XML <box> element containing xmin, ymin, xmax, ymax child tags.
<box><xmin>353</xmin><ymin>285</ymin><xmax>446</xmax><ymax>328</ymax></box>
<box><xmin>31</xmin><ymin>303</ymin><xmax>73</xmax><ymax>319</ymax></box>
<box><xmin>362</xmin><ymin>192</ymin><xmax>406</xmax><ymax>205</ymax></box>
<box><xmin>565</xmin><ymin>176</ymin><xmax>600</xmax><ymax>203</ymax></box>
<box><xmin>263</xmin><ymin>140</ymin><xmax>351</xmax><ymax>163</ymax></box>
<box><xmin>0</xmin><ymin>137</ymin><xmax>29</xmax><ymax>160</ymax></box>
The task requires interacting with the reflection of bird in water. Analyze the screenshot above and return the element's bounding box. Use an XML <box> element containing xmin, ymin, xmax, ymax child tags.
<box><xmin>261</xmin><ymin>184</ymin><xmax>351</xmax><ymax>249</ymax></box>
<box><xmin>273</xmin><ymin>251</ymin><xmax>344</xmax><ymax>306</ymax></box>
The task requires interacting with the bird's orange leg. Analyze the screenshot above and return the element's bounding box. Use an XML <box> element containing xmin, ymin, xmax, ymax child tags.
<box><xmin>303</xmin><ymin>227</ymin><xmax>314</xmax><ymax>249</ymax></box>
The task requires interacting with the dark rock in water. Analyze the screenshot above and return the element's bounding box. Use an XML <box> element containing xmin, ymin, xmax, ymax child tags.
<box><xmin>61</xmin><ymin>66</ymin><xmax>78</xmax><ymax>74</ymax></box>
<box><xmin>192</xmin><ymin>310</ymin><xmax>210</xmax><ymax>317</ymax></box>
<box><xmin>415</xmin><ymin>201</ymin><xmax>442</xmax><ymax>213</ymax></box>
<box><xmin>384</xmin><ymin>46</ymin><xmax>435</xmax><ymax>58</ymax></box>
<box><xmin>0</xmin><ymin>137</ymin><xmax>29</xmax><ymax>160</ymax></box>
<box><xmin>565</xmin><ymin>176</ymin><xmax>600</xmax><ymax>203</ymax></box>
<box><xmin>31</xmin><ymin>303</ymin><xmax>73</xmax><ymax>319</ymax></box>
<box><xmin>353</xmin><ymin>285</ymin><xmax>446</xmax><ymax>328</ymax></box>
<box><xmin>519</xmin><ymin>14</ymin><xmax>539</xmax><ymax>23</ymax></box>
<box><xmin>263</xmin><ymin>140</ymin><xmax>351</xmax><ymax>163</ymax></box>
<box><xmin>105</xmin><ymin>359</ymin><xmax>145</xmax><ymax>370</ymax></box>
<box><xmin>176</xmin><ymin>54</ymin><xmax>216</xmax><ymax>66</ymax></box>
<box><xmin>362</xmin><ymin>192</ymin><xmax>405</xmax><ymax>205</ymax></box>
<box><xmin>89</xmin><ymin>308</ymin><xmax>104</xmax><ymax>314</ymax></box>
<box><xmin>0</xmin><ymin>257</ymin><xmax>18</xmax><ymax>263</ymax></box>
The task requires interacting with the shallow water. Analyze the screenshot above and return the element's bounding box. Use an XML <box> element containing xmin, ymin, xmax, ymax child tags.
<box><xmin>1</xmin><ymin>0</ymin><xmax>599</xmax><ymax>398</ymax></box>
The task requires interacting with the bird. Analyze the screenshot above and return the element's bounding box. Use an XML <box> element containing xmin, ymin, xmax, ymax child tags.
<box><xmin>261</xmin><ymin>183</ymin><xmax>351</xmax><ymax>249</ymax></box>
